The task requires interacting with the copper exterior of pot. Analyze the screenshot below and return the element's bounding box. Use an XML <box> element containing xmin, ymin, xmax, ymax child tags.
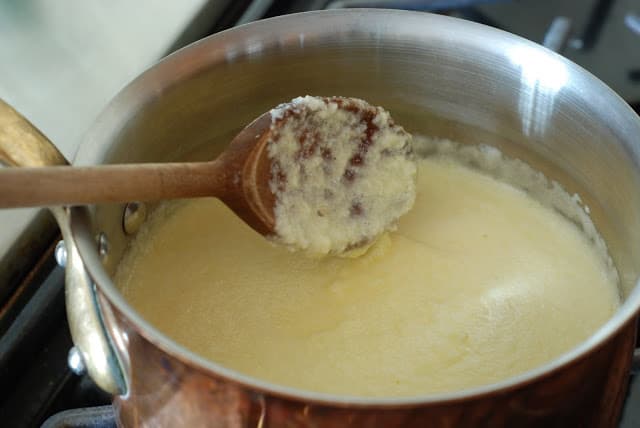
<box><xmin>4</xmin><ymin>9</ymin><xmax>640</xmax><ymax>428</ymax></box>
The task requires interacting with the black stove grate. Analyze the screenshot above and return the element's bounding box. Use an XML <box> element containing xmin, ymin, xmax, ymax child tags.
<box><xmin>41</xmin><ymin>406</ymin><xmax>116</xmax><ymax>428</ymax></box>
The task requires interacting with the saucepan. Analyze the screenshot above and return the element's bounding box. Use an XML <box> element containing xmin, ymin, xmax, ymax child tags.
<box><xmin>2</xmin><ymin>9</ymin><xmax>640</xmax><ymax>427</ymax></box>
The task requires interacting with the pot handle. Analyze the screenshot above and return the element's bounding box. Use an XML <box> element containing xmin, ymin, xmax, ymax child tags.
<box><xmin>0</xmin><ymin>99</ymin><xmax>127</xmax><ymax>395</ymax></box>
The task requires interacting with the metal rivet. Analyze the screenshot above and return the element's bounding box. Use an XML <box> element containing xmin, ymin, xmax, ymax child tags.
<box><xmin>97</xmin><ymin>232</ymin><xmax>109</xmax><ymax>259</ymax></box>
<box><xmin>68</xmin><ymin>347</ymin><xmax>86</xmax><ymax>376</ymax></box>
<box><xmin>54</xmin><ymin>240</ymin><xmax>67</xmax><ymax>268</ymax></box>
<box><xmin>123</xmin><ymin>202</ymin><xmax>147</xmax><ymax>235</ymax></box>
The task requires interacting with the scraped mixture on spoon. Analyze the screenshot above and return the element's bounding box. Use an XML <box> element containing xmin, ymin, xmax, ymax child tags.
<box><xmin>267</xmin><ymin>96</ymin><xmax>416</xmax><ymax>255</ymax></box>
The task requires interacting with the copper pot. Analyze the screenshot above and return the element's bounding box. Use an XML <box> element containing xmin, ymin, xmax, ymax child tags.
<box><xmin>2</xmin><ymin>10</ymin><xmax>640</xmax><ymax>427</ymax></box>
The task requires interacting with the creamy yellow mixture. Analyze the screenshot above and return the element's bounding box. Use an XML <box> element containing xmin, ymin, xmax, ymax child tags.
<box><xmin>116</xmin><ymin>143</ymin><xmax>619</xmax><ymax>397</ymax></box>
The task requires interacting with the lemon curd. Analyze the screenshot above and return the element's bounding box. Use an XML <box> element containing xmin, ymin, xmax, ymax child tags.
<box><xmin>115</xmin><ymin>140</ymin><xmax>619</xmax><ymax>397</ymax></box>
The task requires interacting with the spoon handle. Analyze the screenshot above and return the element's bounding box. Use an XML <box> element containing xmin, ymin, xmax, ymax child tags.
<box><xmin>0</xmin><ymin>161</ymin><xmax>225</xmax><ymax>207</ymax></box>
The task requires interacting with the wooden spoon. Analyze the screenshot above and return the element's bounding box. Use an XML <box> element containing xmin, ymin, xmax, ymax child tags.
<box><xmin>0</xmin><ymin>112</ymin><xmax>277</xmax><ymax>235</ymax></box>
<box><xmin>0</xmin><ymin>96</ymin><xmax>416</xmax><ymax>253</ymax></box>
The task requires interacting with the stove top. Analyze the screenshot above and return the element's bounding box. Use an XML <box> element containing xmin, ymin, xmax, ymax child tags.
<box><xmin>1</xmin><ymin>1</ymin><xmax>638</xmax><ymax>427</ymax></box>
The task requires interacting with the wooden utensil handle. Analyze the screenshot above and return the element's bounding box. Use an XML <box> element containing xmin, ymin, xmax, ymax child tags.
<box><xmin>0</xmin><ymin>161</ymin><xmax>224</xmax><ymax>207</ymax></box>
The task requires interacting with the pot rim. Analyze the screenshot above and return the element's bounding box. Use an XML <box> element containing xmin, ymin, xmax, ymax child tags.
<box><xmin>73</xmin><ymin>9</ymin><xmax>640</xmax><ymax>406</ymax></box>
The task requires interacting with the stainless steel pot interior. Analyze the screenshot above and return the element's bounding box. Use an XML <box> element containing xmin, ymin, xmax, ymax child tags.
<box><xmin>71</xmin><ymin>10</ymin><xmax>640</xmax><ymax>404</ymax></box>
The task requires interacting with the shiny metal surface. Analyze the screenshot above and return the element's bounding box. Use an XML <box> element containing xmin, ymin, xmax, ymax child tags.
<box><xmin>97</xmin><ymin>232</ymin><xmax>109</xmax><ymax>260</ymax></box>
<box><xmin>68</xmin><ymin>9</ymin><xmax>640</xmax><ymax>409</ymax></box>
<box><xmin>122</xmin><ymin>202</ymin><xmax>147</xmax><ymax>235</ymax></box>
<box><xmin>55</xmin><ymin>203</ymin><xmax>126</xmax><ymax>396</ymax></box>
<box><xmin>0</xmin><ymin>99</ymin><xmax>126</xmax><ymax>396</ymax></box>
<box><xmin>625</xmin><ymin>12</ymin><xmax>640</xmax><ymax>35</ymax></box>
<box><xmin>67</xmin><ymin>346</ymin><xmax>86</xmax><ymax>376</ymax></box>
<box><xmin>543</xmin><ymin>16</ymin><xmax>572</xmax><ymax>52</ymax></box>
<box><xmin>479</xmin><ymin>0</ymin><xmax>639</xmax><ymax>103</ymax></box>
<box><xmin>325</xmin><ymin>0</ymin><xmax>502</xmax><ymax>9</ymax></box>
<box><xmin>54</xmin><ymin>240</ymin><xmax>67</xmax><ymax>268</ymax></box>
